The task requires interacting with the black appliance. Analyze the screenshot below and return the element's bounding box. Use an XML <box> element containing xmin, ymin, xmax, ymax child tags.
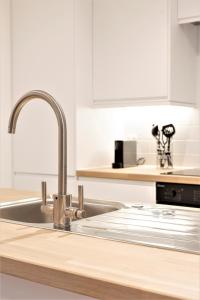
<box><xmin>156</xmin><ymin>182</ymin><xmax>200</xmax><ymax>208</ymax></box>
<box><xmin>112</xmin><ymin>140</ymin><xmax>137</xmax><ymax>168</ymax></box>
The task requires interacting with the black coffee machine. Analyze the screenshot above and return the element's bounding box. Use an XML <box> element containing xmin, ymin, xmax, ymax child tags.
<box><xmin>112</xmin><ymin>140</ymin><xmax>137</xmax><ymax>168</ymax></box>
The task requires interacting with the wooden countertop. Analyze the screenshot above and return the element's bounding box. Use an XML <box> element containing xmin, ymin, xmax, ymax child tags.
<box><xmin>0</xmin><ymin>221</ymin><xmax>199</xmax><ymax>300</ymax></box>
<box><xmin>0</xmin><ymin>189</ymin><xmax>199</xmax><ymax>300</ymax></box>
<box><xmin>76</xmin><ymin>166</ymin><xmax>200</xmax><ymax>185</ymax></box>
<box><xmin>0</xmin><ymin>188</ymin><xmax>39</xmax><ymax>203</ymax></box>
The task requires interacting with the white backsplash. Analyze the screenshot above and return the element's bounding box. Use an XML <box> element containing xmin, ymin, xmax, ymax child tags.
<box><xmin>77</xmin><ymin>105</ymin><xmax>200</xmax><ymax>169</ymax></box>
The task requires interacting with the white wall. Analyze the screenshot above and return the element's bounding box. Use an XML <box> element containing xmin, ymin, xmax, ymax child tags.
<box><xmin>77</xmin><ymin>105</ymin><xmax>200</xmax><ymax>169</ymax></box>
<box><xmin>0</xmin><ymin>0</ymin><xmax>12</xmax><ymax>187</ymax></box>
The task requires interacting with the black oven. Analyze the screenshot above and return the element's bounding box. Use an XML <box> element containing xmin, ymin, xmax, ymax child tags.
<box><xmin>156</xmin><ymin>182</ymin><xmax>200</xmax><ymax>208</ymax></box>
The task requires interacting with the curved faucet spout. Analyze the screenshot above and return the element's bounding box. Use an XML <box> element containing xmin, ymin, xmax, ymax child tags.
<box><xmin>8</xmin><ymin>90</ymin><xmax>67</xmax><ymax>196</ymax></box>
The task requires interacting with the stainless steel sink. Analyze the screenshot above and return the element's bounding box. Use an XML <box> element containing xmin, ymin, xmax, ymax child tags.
<box><xmin>71</xmin><ymin>206</ymin><xmax>200</xmax><ymax>254</ymax></box>
<box><xmin>0</xmin><ymin>198</ymin><xmax>124</xmax><ymax>224</ymax></box>
<box><xmin>1</xmin><ymin>198</ymin><xmax>199</xmax><ymax>254</ymax></box>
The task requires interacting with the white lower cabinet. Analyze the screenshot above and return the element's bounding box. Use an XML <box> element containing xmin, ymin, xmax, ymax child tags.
<box><xmin>0</xmin><ymin>274</ymin><xmax>96</xmax><ymax>300</ymax></box>
<box><xmin>78</xmin><ymin>177</ymin><xmax>156</xmax><ymax>206</ymax></box>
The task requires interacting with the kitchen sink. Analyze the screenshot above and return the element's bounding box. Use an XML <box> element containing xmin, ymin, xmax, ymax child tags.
<box><xmin>1</xmin><ymin>198</ymin><xmax>199</xmax><ymax>254</ymax></box>
<box><xmin>71</xmin><ymin>206</ymin><xmax>200</xmax><ymax>254</ymax></box>
<box><xmin>0</xmin><ymin>198</ymin><xmax>124</xmax><ymax>224</ymax></box>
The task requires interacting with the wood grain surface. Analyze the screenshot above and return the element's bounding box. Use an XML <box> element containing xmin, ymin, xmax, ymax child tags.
<box><xmin>0</xmin><ymin>189</ymin><xmax>39</xmax><ymax>203</ymax></box>
<box><xmin>76</xmin><ymin>166</ymin><xmax>200</xmax><ymax>185</ymax></box>
<box><xmin>0</xmin><ymin>222</ymin><xmax>199</xmax><ymax>300</ymax></box>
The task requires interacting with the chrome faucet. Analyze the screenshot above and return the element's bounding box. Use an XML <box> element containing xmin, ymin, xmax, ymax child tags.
<box><xmin>8</xmin><ymin>90</ymin><xmax>85</xmax><ymax>229</ymax></box>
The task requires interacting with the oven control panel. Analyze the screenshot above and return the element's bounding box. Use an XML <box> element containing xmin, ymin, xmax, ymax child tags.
<box><xmin>156</xmin><ymin>182</ymin><xmax>200</xmax><ymax>208</ymax></box>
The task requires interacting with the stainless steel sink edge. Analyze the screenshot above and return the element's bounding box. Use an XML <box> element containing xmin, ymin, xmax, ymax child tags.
<box><xmin>1</xmin><ymin>198</ymin><xmax>199</xmax><ymax>255</ymax></box>
<box><xmin>0</xmin><ymin>197</ymin><xmax>41</xmax><ymax>208</ymax></box>
<box><xmin>0</xmin><ymin>198</ymin><xmax>125</xmax><ymax>224</ymax></box>
<box><xmin>1</xmin><ymin>218</ymin><xmax>199</xmax><ymax>255</ymax></box>
<box><xmin>0</xmin><ymin>198</ymin><xmax>126</xmax><ymax>208</ymax></box>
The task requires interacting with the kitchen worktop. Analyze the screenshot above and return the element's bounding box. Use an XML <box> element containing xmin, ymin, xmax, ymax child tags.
<box><xmin>76</xmin><ymin>166</ymin><xmax>200</xmax><ymax>185</ymax></box>
<box><xmin>0</xmin><ymin>221</ymin><xmax>199</xmax><ymax>300</ymax></box>
<box><xmin>0</xmin><ymin>188</ymin><xmax>39</xmax><ymax>203</ymax></box>
<box><xmin>0</xmin><ymin>189</ymin><xmax>200</xmax><ymax>300</ymax></box>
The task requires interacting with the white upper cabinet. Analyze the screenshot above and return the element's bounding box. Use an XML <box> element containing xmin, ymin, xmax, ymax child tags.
<box><xmin>93</xmin><ymin>0</ymin><xmax>198</xmax><ymax>106</ymax></box>
<box><xmin>178</xmin><ymin>0</ymin><xmax>200</xmax><ymax>24</ymax></box>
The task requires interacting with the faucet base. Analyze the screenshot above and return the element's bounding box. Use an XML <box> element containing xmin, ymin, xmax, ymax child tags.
<box><xmin>53</xmin><ymin>194</ymin><xmax>70</xmax><ymax>229</ymax></box>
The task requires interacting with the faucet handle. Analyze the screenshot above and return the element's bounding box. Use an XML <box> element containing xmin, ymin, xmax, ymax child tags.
<box><xmin>41</xmin><ymin>181</ymin><xmax>47</xmax><ymax>205</ymax></box>
<box><xmin>76</xmin><ymin>185</ymin><xmax>86</xmax><ymax>219</ymax></box>
<box><xmin>41</xmin><ymin>181</ymin><xmax>53</xmax><ymax>215</ymax></box>
<box><xmin>66</xmin><ymin>194</ymin><xmax>72</xmax><ymax>207</ymax></box>
<box><xmin>78</xmin><ymin>185</ymin><xmax>84</xmax><ymax>210</ymax></box>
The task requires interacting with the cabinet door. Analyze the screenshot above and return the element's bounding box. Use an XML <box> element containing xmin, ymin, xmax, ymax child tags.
<box><xmin>1</xmin><ymin>274</ymin><xmax>95</xmax><ymax>300</ymax></box>
<box><xmin>178</xmin><ymin>0</ymin><xmax>200</xmax><ymax>23</ymax></box>
<box><xmin>0</xmin><ymin>0</ymin><xmax>12</xmax><ymax>187</ymax></box>
<box><xmin>93</xmin><ymin>0</ymin><xmax>168</xmax><ymax>105</ymax></box>
<box><xmin>12</xmin><ymin>0</ymin><xmax>75</xmax><ymax>177</ymax></box>
<box><xmin>77</xmin><ymin>177</ymin><xmax>155</xmax><ymax>205</ymax></box>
